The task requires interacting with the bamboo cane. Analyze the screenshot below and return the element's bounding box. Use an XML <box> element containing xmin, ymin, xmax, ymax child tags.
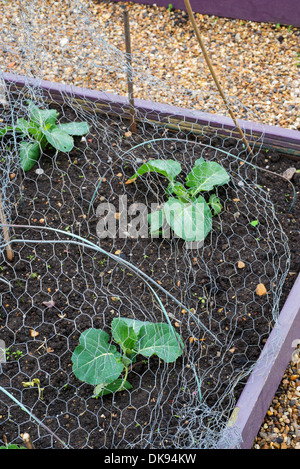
<box><xmin>123</xmin><ymin>8</ymin><xmax>137</xmax><ymax>134</ymax></box>
<box><xmin>0</xmin><ymin>191</ymin><xmax>13</xmax><ymax>261</ymax></box>
<box><xmin>184</xmin><ymin>0</ymin><xmax>254</xmax><ymax>156</ymax></box>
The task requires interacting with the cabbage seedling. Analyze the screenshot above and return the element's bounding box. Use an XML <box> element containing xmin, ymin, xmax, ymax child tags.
<box><xmin>71</xmin><ymin>318</ymin><xmax>184</xmax><ymax>397</ymax></box>
<box><xmin>127</xmin><ymin>158</ymin><xmax>230</xmax><ymax>242</ymax></box>
<box><xmin>0</xmin><ymin>100</ymin><xmax>89</xmax><ymax>171</ymax></box>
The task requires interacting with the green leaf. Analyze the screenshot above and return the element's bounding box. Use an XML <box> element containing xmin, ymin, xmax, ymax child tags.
<box><xmin>112</xmin><ymin>318</ymin><xmax>149</xmax><ymax>336</ymax></box>
<box><xmin>130</xmin><ymin>159</ymin><xmax>181</xmax><ymax>182</ymax></box>
<box><xmin>58</xmin><ymin>121</ymin><xmax>89</xmax><ymax>136</ymax></box>
<box><xmin>0</xmin><ymin>444</ymin><xmax>27</xmax><ymax>449</ymax></box>
<box><xmin>163</xmin><ymin>196</ymin><xmax>212</xmax><ymax>242</ymax></box>
<box><xmin>111</xmin><ymin>318</ymin><xmax>139</xmax><ymax>354</ymax></box>
<box><xmin>136</xmin><ymin>322</ymin><xmax>184</xmax><ymax>363</ymax></box>
<box><xmin>15</xmin><ymin>118</ymin><xmax>32</xmax><ymax>136</ymax></box>
<box><xmin>209</xmin><ymin>194</ymin><xmax>222</xmax><ymax>215</ymax></box>
<box><xmin>250</xmin><ymin>220</ymin><xmax>259</xmax><ymax>227</ymax></box>
<box><xmin>28</xmin><ymin>101</ymin><xmax>58</xmax><ymax>127</ymax></box>
<box><xmin>44</xmin><ymin>128</ymin><xmax>74</xmax><ymax>152</ymax></box>
<box><xmin>186</xmin><ymin>160</ymin><xmax>230</xmax><ymax>194</ymax></box>
<box><xmin>148</xmin><ymin>209</ymin><xmax>165</xmax><ymax>236</ymax></box>
<box><xmin>71</xmin><ymin>328</ymin><xmax>124</xmax><ymax>386</ymax></box>
<box><xmin>19</xmin><ymin>141</ymin><xmax>40</xmax><ymax>172</ymax></box>
<box><xmin>122</xmin><ymin>356</ymin><xmax>133</xmax><ymax>367</ymax></box>
<box><xmin>93</xmin><ymin>379</ymin><xmax>133</xmax><ymax>397</ymax></box>
<box><xmin>0</xmin><ymin>125</ymin><xmax>14</xmax><ymax>137</ymax></box>
<box><xmin>166</xmin><ymin>181</ymin><xmax>190</xmax><ymax>200</ymax></box>
<box><xmin>194</xmin><ymin>157</ymin><xmax>205</xmax><ymax>166</ymax></box>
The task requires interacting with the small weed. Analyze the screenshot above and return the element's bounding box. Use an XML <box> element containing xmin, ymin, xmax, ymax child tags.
<box><xmin>5</xmin><ymin>348</ymin><xmax>24</xmax><ymax>361</ymax></box>
<box><xmin>22</xmin><ymin>378</ymin><xmax>44</xmax><ymax>400</ymax></box>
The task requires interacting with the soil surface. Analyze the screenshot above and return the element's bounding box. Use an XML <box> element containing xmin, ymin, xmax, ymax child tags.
<box><xmin>0</xmin><ymin>101</ymin><xmax>299</xmax><ymax>449</ymax></box>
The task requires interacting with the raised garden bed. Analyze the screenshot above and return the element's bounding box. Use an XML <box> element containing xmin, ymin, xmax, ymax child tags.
<box><xmin>0</xmin><ymin>74</ymin><xmax>299</xmax><ymax>449</ymax></box>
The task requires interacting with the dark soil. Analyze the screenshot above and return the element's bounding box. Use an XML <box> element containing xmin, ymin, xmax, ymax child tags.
<box><xmin>0</xmin><ymin>98</ymin><xmax>299</xmax><ymax>449</ymax></box>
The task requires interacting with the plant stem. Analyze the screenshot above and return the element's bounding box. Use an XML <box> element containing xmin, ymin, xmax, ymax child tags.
<box><xmin>120</xmin><ymin>364</ymin><xmax>129</xmax><ymax>391</ymax></box>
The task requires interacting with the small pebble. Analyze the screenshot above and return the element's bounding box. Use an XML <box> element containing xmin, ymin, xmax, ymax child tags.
<box><xmin>35</xmin><ymin>168</ymin><xmax>44</xmax><ymax>175</ymax></box>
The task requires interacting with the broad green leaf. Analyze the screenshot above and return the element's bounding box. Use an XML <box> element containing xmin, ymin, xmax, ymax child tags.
<box><xmin>136</xmin><ymin>322</ymin><xmax>184</xmax><ymax>363</ymax></box>
<box><xmin>186</xmin><ymin>160</ymin><xmax>230</xmax><ymax>194</ymax></box>
<box><xmin>16</xmin><ymin>118</ymin><xmax>45</xmax><ymax>142</ymax></box>
<box><xmin>130</xmin><ymin>159</ymin><xmax>181</xmax><ymax>182</ymax></box>
<box><xmin>58</xmin><ymin>121</ymin><xmax>89</xmax><ymax>136</ymax></box>
<box><xmin>44</xmin><ymin>128</ymin><xmax>74</xmax><ymax>152</ymax></box>
<box><xmin>71</xmin><ymin>328</ymin><xmax>124</xmax><ymax>386</ymax></box>
<box><xmin>163</xmin><ymin>196</ymin><xmax>212</xmax><ymax>242</ymax></box>
<box><xmin>19</xmin><ymin>141</ymin><xmax>40</xmax><ymax>172</ymax></box>
<box><xmin>194</xmin><ymin>157</ymin><xmax>205</xmax><ymax>166</ymax></box>
<box><xmin>28</xmin><ymin>101</ymin><xmax>58</xmax><ymax>127</ymax></box>
<box><xmin>15</xmin><ymin>118</ymin><xmax>32</xmax><ymax>136</ymax></box>
<box><xmin>209</xmin><ymin>194</ymin><xmax>222</xmax><ymax>215</ymax></box>
<box><xmin>93</xmin><ymin>379</ymin><xmax>133</xmax><ymax>397</ymax></box>
<box><xmin>166</xmin><ymin>181</ymin><xmax>190</xmax><ymax>200</ymax></box>
<box><xmin>111</xmin><ymin>318</ymin><xmax>139</xmax><ymax>354</ymax></box>
<box><xmin>112</xmin><ymin>318</ymin><xmax>150</xmax><ymax>336</ymax></box>
<box><xmin>28</xmin><ymin>123</ymin><xmax>44</xmax><ymax>142</ymax></box>
<box><xmin>148</xmin><ymin>209</ymin><xmax>165</xmax><ymax>236</ymax></box>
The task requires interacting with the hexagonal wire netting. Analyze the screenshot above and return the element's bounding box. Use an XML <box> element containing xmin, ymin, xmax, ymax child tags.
<box><xmin>0</xmin><ymin>0</ymin><xmax>290</xmax><ymax>449</ymax></box>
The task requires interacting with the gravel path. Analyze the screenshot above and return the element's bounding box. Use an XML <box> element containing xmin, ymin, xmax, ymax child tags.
<box><xmin>0</xmin><ymin>0</ymin><xmax>299</xmax><ymax>450</ymax></box>
<box><xmin>253</xmin><ymin>354</ymin><xmax>300</xmax><ymax>449</ymax></box>
<box><xmin>0</xmin><ymin>0</ymin><xmax>299</xmax><ymax>129</ymax></box>
<box><xmin>92</xmin><ymin>1</ymin><xmax>300</xmax><ymax>130</ymax></box>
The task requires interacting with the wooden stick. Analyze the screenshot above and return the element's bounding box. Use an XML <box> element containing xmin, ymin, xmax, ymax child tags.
<box><xmin>21</xmin><ymin>432</ymin><xmax>35</xmax><ymax>449</ymax></box>
<box><xmin>123</xmin><ymin>8</ymin><xmax>137</xmax><ymax>134</ymax></box>
<box><xmin>183</xmin><ymin>0</ymin><xmax>254</xmax><ymax>156</ymax></box>
<box><xmin>0</xmin><ymin>191</ymin><xmax>13</xmax><ymax>262</ymax></box>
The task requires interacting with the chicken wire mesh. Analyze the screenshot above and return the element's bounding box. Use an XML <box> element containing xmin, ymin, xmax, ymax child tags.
<box><xmin>0</xmin><ymin>0</ymin><xmax>291</xmax><ymax>449</ymax></box>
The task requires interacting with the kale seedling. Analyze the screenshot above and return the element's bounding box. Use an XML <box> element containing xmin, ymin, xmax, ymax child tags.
<box><xmin>0</xmin><ymin>100</ymin><xmax>89</xmax><ymax>171</ymax></box>
<box><xmin>71</xmin><ymin>318</ymin><xmax>184</xmax><ymax>397</ymax></box>
<box><xmin>127</xmin><ymin>158</ymin><xmax>230</xmax><ymax>242</ymax></box>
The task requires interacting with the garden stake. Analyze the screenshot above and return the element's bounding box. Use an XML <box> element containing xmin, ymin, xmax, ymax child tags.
<box><xmin>21</xmin><ymin>432</ymin><xmax>35</xmax><ymax>449</ymax></box>
<box><xmin>0</xmin><ymin>191</ymin><xmax>13</xmax><ymax>261</ymax></box>
<box><xmin>183</xmin><ymin>0</ymin><xmax>254</xmax><ymax>156</ymax></box>
<box><xmin>123</xmin><ymin>8</ymin><xmax>137</xmax><ymax>133</ymax></box>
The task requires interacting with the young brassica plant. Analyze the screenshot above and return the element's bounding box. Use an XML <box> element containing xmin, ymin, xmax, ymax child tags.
<box><xmin>0</xmin><ymin>100</ymin><xmax>89</xmax><ymax>172</ymax></box>
<box><xmin>71</xmin><ymin>318</ymin><xmax>184</xmax><ymax>398</ymax></box>
<box><xmin>127</xmin><ymin>158</ymin><xmax>230</xmax><ymax>243</ymax></box>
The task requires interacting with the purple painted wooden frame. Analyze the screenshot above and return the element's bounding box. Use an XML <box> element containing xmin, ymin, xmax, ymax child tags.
<box><xmin>2</xmin><ymin>72</ymin><xmax>300</xmax><ymax>448</ymax></box>
<box><xmin>2</xmin><ymin>72</ymin><xmax>300</xmax><ymax>158</ymax></box>
<box><xmin>111</xmin><ymin>0</ymin><xmax>300</xmax><ymax>27</ymax></box>
<box><xmin>218</xmin><ymin>274</ymin><xmax>300</xmax><ymax>448</ymax></box>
